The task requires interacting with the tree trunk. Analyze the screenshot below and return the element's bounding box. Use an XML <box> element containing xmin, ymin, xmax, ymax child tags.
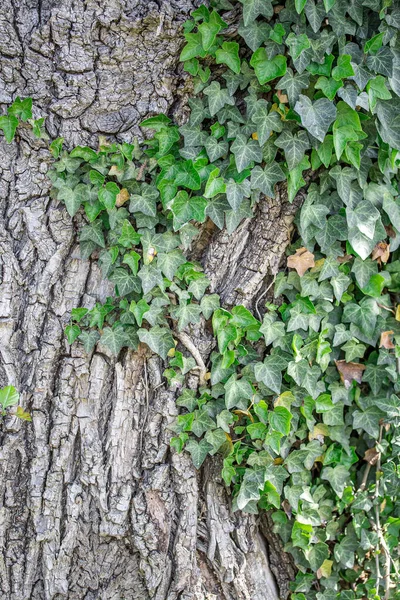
<box><xmin>0</xmin><ymin>2</ymin><xmax>297</xmax><ymax>598</ymax></box>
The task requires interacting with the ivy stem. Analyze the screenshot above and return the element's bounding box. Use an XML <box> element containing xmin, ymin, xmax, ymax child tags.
<box><xmin>255</xmin><ymin>274</ymin><xmax>276</xmax><ymax>321</ymax></box>
<box><xmin>173</xmin><ymin>330</ymin><xmax>208</xmax><ymax>386</ymax></box>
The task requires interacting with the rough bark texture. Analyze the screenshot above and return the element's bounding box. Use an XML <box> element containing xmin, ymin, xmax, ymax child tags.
<box><xmin>0</xmin><ymin>2</ymin><xmax>296</xmax><ymax>599</ymax></box>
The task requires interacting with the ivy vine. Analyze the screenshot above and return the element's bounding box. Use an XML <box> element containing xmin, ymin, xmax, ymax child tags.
<box><xmin>2</xmin><ymin>0</ymin><xmax>400</xmax><ymax>597</ymax></box>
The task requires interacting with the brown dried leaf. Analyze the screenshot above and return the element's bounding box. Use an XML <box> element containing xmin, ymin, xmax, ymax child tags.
<box><xmin>380</xmin><ymin>330</ymin><xmax>395</xmax><ymax>349</ymax></box>
<box><xmin>277</xmin><ymin>90</ymin><xmax>288</xmax><ymax>104</ymax></box>
<box><xmin>287</xmin><ymin>247</ymin><xmax>315</xmax><ymax>277</ymax></box>
<box><xmin>371</xmin><ymin>241</ymin><xmax>390</xmax><ymax>263</ymax></box>
<box><xmin>335</xmin><ymin>360</ymin><xmax>366</xmax><ymax>389</ymax></box>
<box><xmin>363</xmin><ymin>447</ymin><xmax>380</xmax><ymax>465</ymax></box>
<box><xmin>115</xmin><ymin>188</ymin><xmax>130</xmax><ymax>207</ymax></box>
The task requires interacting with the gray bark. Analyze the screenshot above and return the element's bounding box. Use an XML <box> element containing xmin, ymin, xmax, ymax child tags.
<box><xmin>0</xmin><ymin>1</ymin><xmax>296</xmax><ymax>599</ymax></box>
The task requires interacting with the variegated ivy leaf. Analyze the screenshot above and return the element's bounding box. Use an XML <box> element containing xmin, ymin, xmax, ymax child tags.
<box><xmin>277</xmin><ymin>69</ymin><xmax>311</xmax><ymax>106</ymax></box>
<box><xmin>172</xmin><ymin>302</ymin><xmax>202</xmax><ymax>331</ymax></box>
<box><xmin>157</xmin><ymin>249</ymin><xmax>186</xmax><ymax>281</ymax></box>
<box><xmin>231</xmin><ymin>134</ymin><xmax>263</xmax><ymax>173</ymax></box>
<box><xmin>203</xmin><ymin>81</ymin><xmax>235</xmax><ymax>117</ymax></box>
<box><xmin>250</xmin><ymin>162</ymin><xmax>286</xmax><ymax>198</ymax></box>
<box><xmin>138</xmin><ymin>264</ymin><xmax>164</xmax><ymax>295</ymax></box>
<box><xmin>138</xmin><ymin>326</ymin><xmax>175</xmax><ymax>360</ymax></box>
<box><xmin>100</xmin><ymin>327</ymin><xmax>130</xmax><ymax>355</ymax></box>
<box><xmin>250</xmin><ymin>100</ymin><xmax>283</xmax><ymax>145</ymax></box>
<box><xmin>274</xmin><ymin>130</ymin><xmax>310</xmax><ymax>171</ymax></box>
<box><xmin>237</xmin><ymin>0</ymin><xmax>274</xmax><ymax>27</ymax></box>
<box><xmin>295</xmin><ymin>95</ymin><xmax>337</xmax><ymax>142</ymax></box>
<box><xmin>226</xmin><ymin>178</ymin><xmax>251</xmax><ymax>211</ymax></box>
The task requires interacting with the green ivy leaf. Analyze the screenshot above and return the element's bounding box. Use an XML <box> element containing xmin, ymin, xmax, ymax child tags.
<box><xmin>216</xmin><ymin>41</ymin><xmax>241</xmax><ymax>74</ymax></box>
<box><xmin>185</xmin><ymin>438</ymin><xmax>213</xmax><ymax>469</ymax></box>
<box><xmin>170</xmin><ymin>190</ymin><xmax>207</xmax><ymax>231</ymax></box>
<box><xmin>0</xmin><ymin>114</ymin><xmax>19</xmax><ymax>143</ymax></box>
<box><xmin>250</xmin><ymin>49</ymin><xmax>287</xmax><ymax>85</ymax></box>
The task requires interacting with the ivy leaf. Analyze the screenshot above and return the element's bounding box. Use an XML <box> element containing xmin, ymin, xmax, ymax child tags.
<box><xmin>351</xmin><ymin>256</ymin><xmax>378</xmax><ymax>288</ymax></box>
<box><xmin>157</xmin><ymin>249</ymin><xmax>186</xmax><ymax>281</ymax></box>
<box><xmin>254</xmin><ymin>355</ymin><xmax>287</xmax><ymax>395</ymax></box>
<box><xmin>226</xmin><ymin>179</ymin><xmax>251</xmax><ymax>211</ymax></box>
<box><xmin>250</xmin><ymin>163</ymin><xmax>285</xmax><ymax>197</ymax></box>
<box><xmin>186</xmin><ymin>439</ymin><xmax>213</xmax><ymax>469</ymax></box>
<box><xmin>0</xmin><ymin>386</ymin><xmax>19</xmax><ymax>410</ymax></box>
<box><xmin>295</xmin><ymin>95</ymin><xmax>337</xmax><ymax>142</ymax></box>
<box><xmin>260</xmin><ymin>314</ymin><xmax>286</xmax><ymax>346</ymax></box>
<box><xmin>205</xmin><ymin>136</ymin><xmax>229</xmax><ymax>162</ymax></box>
<box><xmin>0</xmin><ymin>115</ymin><xmax>19</xmax><ymax>143</ymax></box>
<box><xmin>129</xmin><ymin>184</ymin><xmax>158</xmax><ymax>217</ymax></box>
<box><xmin>332</xmin><ymin>55</ymin><xmax>354</xmax><ymax>81</ymax></box>
<box><xmin>100</xmin><ymin>327</ymin><xmax>130</xmax><ymax>354</ymax></box>
<box><xmin>237</xmin><ymin>0</ymin><xmax>273</xmax><ymax>26</ymax></box>
<box><xmin>269</xmin><ymin>406</ymin><xmax>292</xmax><ymax>435</ymax></box>
<box><xmin>251</xmin><ymin>101</ymin><xmax>283</xmax><ymax>145</ymax></box>
<box><xmin>200</xmin><ymin>294</ymin><xmax>220</xmax><ymax>319</ymax></box>
<box><xmin>216</xmin><ymin>41</ymin><xmax>241</xmax><ymax>74</ymax></box>
<box><xmin>238</xmin><ymin>20</ymin><xmax>270</xmax><ymax>52</ymax></box>
<box><xmin>172</xmin><ymin>302</ymin><xmax>202</xmax><ymax>330</ymax></box>
<box><xmin>138</xmin><ymin>326</ymin><xmax>175</xmax><ymax>359</ymax></box>
<box><xmin>65</xmin><ymin>324</ymin><xmax>81</xmax><ymax>344</ymax></box>
<box><xmin>287</xmin><ymin>247</ymin><xmax>315</xmax><ymax>277</ymax></box>
<box><xmin>78</xmin><ymin>331</ymin><xmax>99</xmax><ymax>353</ymax></box>
<box><xmin>204</xmin><ymin>168</ymin><xmax>226</xmax><ymax>198</ymax></box>
<box><xmin>188</xmin><ymin>275</ymin><xmax>210</xmax><ymax>300</ymax></box>
<box><xmin>275</xmin><ymin>130</ymin><xmax>310</xmax><ymax>171</ymax></box>
<box><xmin>205</xmin><ymin>428</ymin><xmax>228</xmax><ymax>455</ymax></box>
<box><xmin>191</xmin><ymin>409</ymin><xmax>217</xmax><ymax>437</ymax></box>
<box><xmin>118</xmin><ymin>220</ymin><xmax>141</xmax><ymax>247</ymax></box>
<box><xmin>138</xmin><ymin>264</ymin><xmax>164</xmax><ymax>295</ymax></box>
<box><xmin>8</xmin><ymin>96</ymin><xmax>33</xmax><ymax>122</ymax></box>
<box><xmin>321</xmin><ymin>465</ymin><xmax>351</xmax><ymax>498</ymax></box>
<box><xmin>278</xmin><ymin>69</ymin><xmax>310</xmax><ymax>106</ymax></box>
<box><xmin>140</xmin><ymin>114</ymin><xmax>171</xmax><ymax>130</ymax></box>
<box><xmin>198</xmin><ymin>21</ymin><xmax>222</xmax><ymax>51</ymax></box>
<box><xmin>174</xmin><ymin>160</ymin><xmax>201</xmax><ymax>190</ymax></box>
<box><xmin>170</xmin><ymin>190</ymin><xmax>207</xmax><ymax>231</ymax></box>
<box><xmin>123</xmin><ymin>250</ymin><xmax>141</xmax><ymax>275</ymax></box>
<box><xmin>300</xmin><ymin>197</ymin><xmax>329</xmax><ymax>230</ymax></box>
<box><xmin>231</xmin><ymin>134</ymin><xmax>263</xmax><ymax>172</ymax></box>
<box><xmin>203</xmin><ymin>81</ymin><xmax>235</xmax><ymax>117</ymax></box>
<box><xmin>363</xmin><ymin>364</ymin><xmax>387</xmax><ymax>395</ymax></box>
<box><xmin>308</xmin><ymin>542</ymin><xmax>330</xmax><ymax>571</ymax></box>
<box><xmin>110</xmin><ymin>268</ymin><xmax>141</xmax><ymax>296</ymax></box>
<box><xmin>342</xmin><ymin>298</ymin><xmax>378</xmax><ymax>338</ymax></box>
<box><xmin>225</xmin><ymin>374</ymin><xmax>254</xmax><ymax>410</ymax></box>
<box><xmin>250</xmin><ymin>49</ymin><xmax>287</xmax><ymax>85</ymax></box>
<box><xmin>353</xmin><ymin>406</ymin><xmax>385</xmax><ymax>438</ymax></box>
<box><xmin>99</xmin><ymin>182</ymin><xmax>120</xmax><ymax>210</ymax></box>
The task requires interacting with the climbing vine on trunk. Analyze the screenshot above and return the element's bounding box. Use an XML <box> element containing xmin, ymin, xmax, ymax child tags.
<box><xmin>2</xmin><ymin>0</ymin><xmax>400</xmax><ymax>598</ymax></box>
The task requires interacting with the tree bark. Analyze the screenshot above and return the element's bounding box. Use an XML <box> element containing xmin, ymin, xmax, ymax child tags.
<box><xmin>0</xmin><ymin>1</ymin><xmax>296</xmax><ymax>599</ymax></box>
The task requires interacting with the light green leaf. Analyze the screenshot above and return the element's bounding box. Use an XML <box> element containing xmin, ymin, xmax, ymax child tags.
<box><xmin>250</xmin><ymin>49</ymin><xmax>287</xmax><ymax>85</ymax></box>
<box><xmin>216</xmin><ymin>41</ymin><xmax>241</xmax><ymax>74</ymax></box>
<box><xmin>185</xmin><ymin>438</ymin><xmax>213</xmax><ymax>469</ymax></box>
<box><xmin>170</xmin><ymin>191</ymin><xmax>207</xmax><ymax>231</ymax></box>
